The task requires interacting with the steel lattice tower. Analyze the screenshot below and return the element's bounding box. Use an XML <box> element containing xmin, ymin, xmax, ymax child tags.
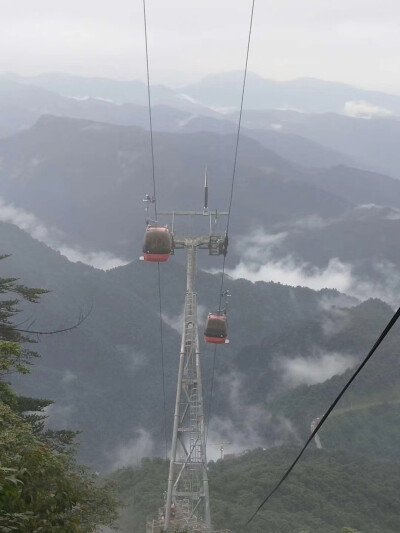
<box><xmin>164</xmin><ymin>221</ymin><xmax>227</xmax><ymax>533</ymax></box>
<box><xmin>144</xmin><ymin>177</ymin><xmax>228</xmax><ymax>533</ymax></box>
<box><xmin>164</xmin><ymin>237</ymin><xmax>211</xmax><ymax>532</ymax></box>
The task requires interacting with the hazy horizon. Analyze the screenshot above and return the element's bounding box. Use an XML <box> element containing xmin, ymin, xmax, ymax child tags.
<box><xmin>4</xmin><ymin>68</ymin><xmax>400</xmax><ymax>97</ymax></box>
<box><xmin>2</xmin><ymin>0</ymin><xmax>400</xmax><ymax>93</ymax></box>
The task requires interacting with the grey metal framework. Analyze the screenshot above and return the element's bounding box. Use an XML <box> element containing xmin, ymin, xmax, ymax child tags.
<box><xmin>165</xmin><ymin>237</ymin><xmax>208</xmax><ymax>532</ymax></box>
<box><xmin>144</xmin><ymin>176</ymin><xmax>229</xmax><ymax>533</ymax></box>
<box><xmin>163</xmin><ymin>230</ymin><xmax>227</xmax><ymax>533</ymax></box>
<box><xmin>159</xmin><ymin>190</ymin><xmax>228</xmax><ymax>531</ymax></box>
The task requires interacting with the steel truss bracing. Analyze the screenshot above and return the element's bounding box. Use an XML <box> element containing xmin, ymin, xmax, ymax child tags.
<box><xmin>164</xmin><ymin>237</ymin><xmax>212</xmax><ymax>533</ymax></box>
<box><xmin>143</xmin><ymin>197</ymin><xmax>228</xmax><ymax>533</ymax></box>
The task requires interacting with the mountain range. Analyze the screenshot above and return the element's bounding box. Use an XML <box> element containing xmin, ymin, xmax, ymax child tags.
<box><xmin>3</xmin><ymin>218</ymin><xmax>400</xmax><ymax>472</ymax></box>
<box><xmin>6</xmin><ymin>71</ymin><xmax>400</xmax><ymax>115</ymax></box>
<box><xmin>2</xmin><ymin>69</ymin><xmax>400</xmax><ymax>531</ymax></box>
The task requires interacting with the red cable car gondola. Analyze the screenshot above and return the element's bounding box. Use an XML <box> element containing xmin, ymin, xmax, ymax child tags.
<box><xmin>204</xmin><ymin>312</ymin><xmax>229</xmax><ymax>344</ymax></box>
<box><xmin>142</xmin><ymin>226</ymin><xmax>173</xmax><ymax>262</ymax></box>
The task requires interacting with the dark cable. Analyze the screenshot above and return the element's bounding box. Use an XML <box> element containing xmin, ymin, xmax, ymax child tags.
<box><xmin>243</xmin><ymin>305</ymin><xmax>400</xmax><ymax>529</ymax></box>
<box><xmin>157</xmin><ymin>263</ymin><xmax>169</xmax><ymax>459</ymax></box>
<box><xmin>142</xmin><ymin>0</ymin><xmax>168</xmax><ymax>460</ymax></box>
<box><xmin>226</xmin><ymin>0</ymin><xmax>255</xmax><ymax>229</ymax></box>
<box><xmin>143</xmin><ymin>0</ymin><xmax>157</xmax><ymax>218</ymax></box>
<box><xmin>206</xmin><ymin>0</ymin><xmax>256</xmax><ymax>445</ymax></box>
<box><xmin>219</xmin><ymin>0</ymin><xmax>255</xmax><ymax>301</ymax></box>
<box><xmin>205</xmin><ymin>344</ymin><xmax>217</xmax><ymax>445</ymax></box>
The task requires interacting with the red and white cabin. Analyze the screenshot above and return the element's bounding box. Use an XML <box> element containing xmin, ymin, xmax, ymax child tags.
<box><xmin>204</xmin><ymin>312</ymin><xmax>228</xmax><ymax>344</ymax></box>
<box><xmin>142</xmin><ymin>226</ymin><xmax>173</xmax><ymax>262</ymax></box>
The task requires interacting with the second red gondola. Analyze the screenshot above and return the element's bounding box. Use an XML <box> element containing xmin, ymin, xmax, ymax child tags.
<box><xmin>204</xmin><ymin>312</ymin><xmax>228</xmax><ymax>344</ymax></box>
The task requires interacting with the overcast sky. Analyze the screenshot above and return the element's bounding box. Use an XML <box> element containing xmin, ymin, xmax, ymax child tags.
<box><xmin>2</xmin><ymin>0</ymin><xmax>400</xmax><ymax>92</ymax></box>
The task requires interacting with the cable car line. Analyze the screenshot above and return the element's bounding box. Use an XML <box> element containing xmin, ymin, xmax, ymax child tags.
<box><xmin>138</xmin><ymin>3</ymin><xmax>400</xmax><ymax>530</ymax></box>
<box><xmin>142</xmin><ymin>0</ymin><xmax>157</xmax><ymax>219</ymax></box>
<box><xmin>219</xmin><ymin>0</ymin><xmax>255</xmax><ymax>303</ymax></box>
<box><xmin>142</xmin><ymin>0</ymin><xmax>168</xmax><ymax>460</ymax></box>
<box><xmin>205</xmin><ymin>0</ymin><xmax>255</xmax><ymax>445</ymax></box>
<box><xmin>242</xmin><ymin>304</ymin><xmax>400</xmax><ymax>529</ymax></box>
<box><xmin>205</xmin><ymin>344</ymin><xmax>217</xmax><ymax>445</ymax></box>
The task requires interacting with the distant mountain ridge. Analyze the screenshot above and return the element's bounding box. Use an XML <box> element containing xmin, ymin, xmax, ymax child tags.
<box><xmin>3</xmin><ymin>73</ymin><xmax>400</xmax><ymax>178</ymax></box>
<box><xmin>2</xmin><ymin>114</ymin><xmax>400</xmax><ymax>298</ymax></box>
<box><xmin>183</xmin><ymin>72</ymin><xmax>400</xmax><ymax>114</ymax></box>
<box><xmin>0</xmin><ymin>114</ymin><xmax>352</xmax><ymax>259</ymax></box>
<box><xmin>6</xmin><ymin>70</ymin><xmax>400</xmax><ymax>115</ymax></box>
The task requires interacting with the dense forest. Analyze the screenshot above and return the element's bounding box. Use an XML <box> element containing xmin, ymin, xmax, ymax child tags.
<box><xmin>110</xmin><ymin>448</ymin><xmax>400</xmax><ymax>533</ymax></box>
<box><xmin>0</xmin><ymin>258</ymin><xmax>119</xmax><ymax>531</ymax></box>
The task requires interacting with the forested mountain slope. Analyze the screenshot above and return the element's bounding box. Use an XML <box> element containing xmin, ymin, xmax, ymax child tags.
<box><xmin>2</xmin><ymin>220</ymin><xmax>399</xmax><ymax>469</ymax></box>
<box><xmin>0</xmin><ymin>76</ymin><xmax>356</xmax><ymax>171</ymax></box>
<box><xmin>0</xmin><ymin>220</ymin><xmax>339</xmax><ymax>466</ymax></box>
<box><xmin>240</xmin><ymin>109</ymin><xmax>400</xmax><ymax>178</ymax></box>
<box><xmin>2</xmin><ymin>114</ymin><xmax>400</xmax><ymax>299</ymax></box>
<box><xmin>111</xmin><ymin>448</ymin><xmax>400</xmax><ymax>533</ymax></box>
<box><xmin>267</xmin><ymin>298</ymin><xmax>400</xmax><ymax>461</ymax></box>
<box><xmin>0</xmin><ymin>115</ymin><xmax>350</xmax><ymax>259</ymax></box>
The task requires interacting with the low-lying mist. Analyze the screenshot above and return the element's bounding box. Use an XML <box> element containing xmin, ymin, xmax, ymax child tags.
<box><xmin>225</xmin><ymin>228</ymin><xmax>400</xmax><ymax>307</ymax></box>
<box><xmin>0</xmin><ymin>196</ymin><xmax>127</xmax><ymax>269</ymax></box>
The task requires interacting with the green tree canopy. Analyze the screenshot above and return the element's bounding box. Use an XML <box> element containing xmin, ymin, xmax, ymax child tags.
<box><xmin>0</xmin><ymin>257</ymin><xmax>119</xmax><ymax>531</ymax></box>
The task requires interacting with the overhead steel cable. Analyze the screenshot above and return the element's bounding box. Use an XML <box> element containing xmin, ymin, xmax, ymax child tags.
<box><xmin>242</xmin><ymin>305</ymin><xmax>400</xmax><ymax>529</ymax></box>
<box><xmin>206</xmin><ymin>0</ymin><xmax>256</xmax><ymax>445</ymax></box>
<box><xmin>142</xmin><ymin>0</ymin><xmax>168</xmax><ymax>460</ymax></box>
<box><xmin>142</xmin><ymin>0</ymin><xmax>157</xmax><ymax>217</ymax></box>
<box><xmin>219</xmin><ymin>0</ymin><xmax>255</xmax><ymax>303</ymax></box>
<box><xmin>205</xmin><ymin>343</ymin><xmax>217</xmax><ymax>445</ymax></box>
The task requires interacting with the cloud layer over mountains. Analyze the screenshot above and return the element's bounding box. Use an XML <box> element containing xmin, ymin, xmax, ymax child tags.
<box><xmin>2</xmin><ymin>70</ymin><xmax>400</xmax><ymax>470</ymax></box>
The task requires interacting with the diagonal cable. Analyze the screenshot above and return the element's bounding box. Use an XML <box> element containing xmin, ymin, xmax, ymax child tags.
<box><xmin>242</xmin><ymin>305</ymin><xmax>400</xmax><ymax>529</ymax></box>
<box><xmin>143</xmin><ymin>0</ymin><xmax>168</xmax><ymax>460</ymax></box>
<box><xmin>206</xmin><ymin>0</ymin><xmax>256</xmax><ymax>445</ymax></box>
<box><xmin>205</xmin><ymin>344</ymin><xmax>217</xmax><ymax>445</ymax></box>
<box><xmin>219</xmin><ymin>0</ymin><xmax>255</xmax><ymax>301</ymax></box>
<box><xmin>143</xmin><ymin>0</ymin><xmax>157</xmax><ymax>217</ymax></box>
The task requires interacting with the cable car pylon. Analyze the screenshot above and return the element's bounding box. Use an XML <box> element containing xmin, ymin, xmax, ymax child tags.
<box><xmin>144</xmin><ymin>175</ymin><xmax>229</xmax><ymax>533</ymax></box>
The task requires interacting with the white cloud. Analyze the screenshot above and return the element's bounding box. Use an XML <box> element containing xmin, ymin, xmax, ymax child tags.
<box><xmin>343</xmin><ymin>100</ymin><xmax>393</xmax><ymax>118</ymax></box>
<box><xmin>177</xmin><ymin>113</ymin><xmax>198</xmax><ymax>129</ymax></box>
<box><xmin>115</xmin><ymin>345</ymin><xmax>146</xmax><ymax>372</ymax></box>
<box><xmin>109</xmin><ymin>429</ymin><xmax>155</xmax><ymax>470</ymax></box>
<box><xmin>235</xmin><ymin>229</ymin><xmax>288</xmax><ymax>263</ymax></box>
<box><xmin>0</xmin><ymin>196</ymin><xmax>63</xmax><ymax>242</ymax></box>
<box><xmin>61</xmin><ymin>369</ymin><xmax>77</xmax><ymax>384</ymax></box>
<box><xmin>0</xmin><ymin>196</ymin><xmax>127</xmax><ymax>270</ymax></box>
<box><xmin>319</xmin><ymin>293</ymin><xmax>358</xmax><ymax>312</ymax></box>
<box><xmin>226</xmin><ymin>228</ymin><xmax>400</xmax><ymax>307</ymax></box>
<box><xmin>161</xmin><ymin>311</ymin><xmax>184</xmax><ymax>334</ymax></box>
<box><xmin>162</xmin><ymin>305</ymin><xmax>207</xmax><ymax>334</ymax></box>
<box><xmin>44</xmin><ymin>402</ymin><xmax>73</xmax><ymax>428</ymax></box>
<box><xmin>229</xmin><ymin>256</ymin><xmax>352</xmax><ymax>292</ymax></box>
<box><xmin>278</xmin><ymin>350</ymin><xmax>356</xmax><ymax>387</ymax></box>
<box><xmin>353</xmin><ymin>204</ymin><xmax>400</xmax><ymax>221</ymax></box>
<box><xmin>228</xmin><ymin>255</ymin><xmax>400</xmax><ymax>307</ymax></box>
<box><xmin>319</xmin><ymin>294</ymin><xmax>356</xmax><ymax>336</ymax></box>
<box><xmin>57</xmin><ymin>245</ymin><xmax>126</xmax><ymax>270</ymax></box>
<box><xmin>206</xmin><ymin>372</ymin><xmax>297</xmax><ymax>460</ymax></box>
<box><xmin>290</xmin><ymin>215</ymin><xmax>329</xmax><ymax>230</ymax></box>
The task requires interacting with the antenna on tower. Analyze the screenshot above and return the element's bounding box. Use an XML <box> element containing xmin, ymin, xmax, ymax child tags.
<box><xmin>204</xmin><ymin>166</ymin><xmax>209</xmax><ymax>213</ymax></box>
